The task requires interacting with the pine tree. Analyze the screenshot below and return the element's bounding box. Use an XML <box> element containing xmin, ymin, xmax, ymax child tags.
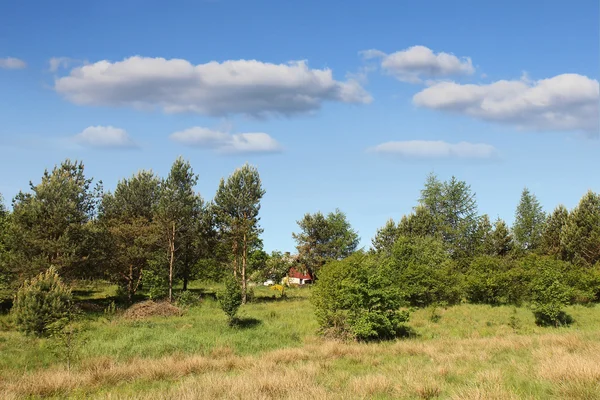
<box><xmin>156</xmin><ymin>158</ymin><xmax>203</xmax><ymax>302</ymax></box>
<box><xmin>541</xmin><ymin>205</ymin><xmax>569</xmax><ymax>259</ymax></box>
<box><xmin>513</xmin><ymin>188</ymin><xmax>546</xmax><ymax>252</ymax></box>
<box><xmin>562</xmin><ymin>191</ymin><xmax>600</xmax><ymax>266</ymax></box>
<box><xmin>371</xmin><ymin>218</ymin><xmax>399</xmax><ymax>255</ymax></box>
<box><xmin>213</xmin><ymin>164</ymin><xmax>265</xmax><ymax>304</ymax></box>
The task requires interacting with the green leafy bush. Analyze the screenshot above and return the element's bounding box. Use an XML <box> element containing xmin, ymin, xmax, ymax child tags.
<box><xmin>218</xmin><ymin>274</ymin><xmax>242</xmax><ymax>325</ymax></box>
<box><xmin>176</xmin><ymin>290</ymin><xmax>200</xmax><ymax>308</ymax></box>
<box><xmin>11</xmin><ymin>267</ymin><xmax>72</xmax><ymax>337</ymax></box>
<box><xmin>529</xmin><ymin>264</ymin><xmax>573</xmax><ymax>327</ymax></box>
<box><xmin>313</xmin><ymin>252</ymin><xmax>409</xmax><ymax>341</ymax></box>
<box><xmin>391</xmin><ymin>236</ymin><xmax>463</xmax><ymax>307</ymax></box>
<box><xmin>465</xmin><ymin>256</ymin><xmax>517</xmax><ymax>305</ymax></box>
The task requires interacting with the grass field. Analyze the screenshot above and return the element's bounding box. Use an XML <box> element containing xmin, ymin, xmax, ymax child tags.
<box><xmin>1</xmin><ymin>282</ymin><xmax>599</xmax><ymax>399</ymax></box>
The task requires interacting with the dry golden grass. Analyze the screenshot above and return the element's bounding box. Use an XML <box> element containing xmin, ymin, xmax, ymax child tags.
<box><xmin>2</xmin><ymin>331</ymin><xmax>600</xmax><ymax>399</ymax></box>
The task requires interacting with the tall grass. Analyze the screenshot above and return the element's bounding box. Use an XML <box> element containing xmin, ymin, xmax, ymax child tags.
<box><xmin>0</xmin><ymin>282</ymin><xmax>599</xmax><ymax>399</ymax></box>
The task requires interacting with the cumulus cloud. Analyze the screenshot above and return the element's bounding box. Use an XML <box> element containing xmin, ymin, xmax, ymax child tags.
<box><xmin>0</xmin><ymin>57</ymin><xmax>27</xmax><ymax>70</ymax></box>
<box><xmin>170</xmin><ymin>127</ymin><xmax>282</xmax><ymax>154</ymax></box>
<box><xmin>369</xmin><ymin>140</ymin><xmax>497</xmax><ymax>159</ymax></box>
<box><xmin>361</xmin><ymin>45</ymin><xmax>474</xmax><ymax>83</ymax></box>
<box><xmin>413</xmin><ymin>73</ymin><xmax>599</xmax><ymax>134</ymax></box>
<box><xmin>73</xmin><ymin>126</ymin><xmax>137</xmax><ymax>148</ymax></box>
<box><xmin>53</xmin><ymin>56</ymin><xmax>372</xmax><ymax>117</ymax></box>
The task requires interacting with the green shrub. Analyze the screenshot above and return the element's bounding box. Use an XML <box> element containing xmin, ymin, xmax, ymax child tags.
<box><xmin>11</xmin><ymin>267</ymin><xmax>72</xmax><ymax>337</ymax></box>
<box><xmin>218</xmin><ymin>274</ymin><xmax>242</xmax><ymax>325</ymax></box>
<box><xmin>529</xmin><ymin>265</ymin><xmax>573</xmax><ymax>327</ymax></box>
<box><xmin>465</xmin><ymin>256</ymin><xmax>518</xmax><ymax>305</ymax></box>
<box><xmin>176</xmin><ymin>290</ymin><xmax>200</xmax><ymax>308</ymax></box>
<box><xmin>313</xmin><ymin>252</ymin><xmax>409</xmax><ymax>341</ymax></box>
<box><xmin>391</xmin><ymin>236</ymin><xmax>463</xmax><ymax>307</ymax></box>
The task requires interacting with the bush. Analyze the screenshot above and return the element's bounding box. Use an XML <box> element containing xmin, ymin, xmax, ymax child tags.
<box><xmin>391</xmin><ymin>236</ymin><xmax>463</xmax><ymax>307</ymax></box>
<box><xmin>176</xmin><ymin>290</ymin><xmax>200</xmax><ymax>308</ymax></box>
<box><xmin>11</xmin><ymin>267</ymin><xmax>72</xmax><ymax>337</ymax></box>
<box><xmin>465</xmin><ymin>256</ymin><xmax>517</xmax><ymax>305</ymax></box>
<box><xmin>218</xmin><ymin>274</ymin><xmax>242</xmax><ymax>326</ymax></box>
<box><xmin>529</xmin><ymin>265</ymin><xmax>572</xmax><ymax>327</ymax></box>
<box><xmin>313</xmin><ymin>252</ymin><xmax>409</xmax><ymax>341</ymax></box>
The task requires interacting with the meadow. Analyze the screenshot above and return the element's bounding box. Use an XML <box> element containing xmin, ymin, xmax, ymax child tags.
<box><xmin>1</xmin><ymin>282</ymin><xmax>599</xmax><ymax>399</ymax></box>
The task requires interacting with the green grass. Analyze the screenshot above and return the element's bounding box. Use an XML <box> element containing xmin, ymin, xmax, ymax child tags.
<box><xmin>1</xmin><ymin>282</ymin><xmax>599</xmax><ymax>399</ymax></box>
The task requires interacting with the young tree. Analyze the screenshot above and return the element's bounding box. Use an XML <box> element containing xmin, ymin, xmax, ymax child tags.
<box><xmin>100</xmin><ymin>171</ymin><xmax>161</xmax><ymax>303</ymax></box>
<box><xmin>562</xmin><ymin>191</ymin><xmax>600</xmax><ymax>266</ymax></box>
<box><xmin>292</xmin><ymin>209</ymin><xmax>359</xmax><ymax>279</ymax></box>
<box><xmin>541</xmin><ymin>205</ymin><xmax>569</xmax><ymax>259</ymax></box>
<box><xmin>8</xmin><ymin>160</ymin><xmax>101</xmax><ymax>280</ymax></box>
<box><xmin>416</xmin><ymin>174</ymin><xmax>479</xmax><ymax>259</ymax></box>
<box><xmin>213</xmin><ymin>163</ymin><xmax>265</xmax><ymax>304</ymax></box>
<box><xmin>156</xmin><ymin>158</ymin><xmax>203</xmax><ymax>303</ymax></box>
<box><xmin>490</xmin><ymin>218</ymin><xmax>513</xmax><ymax>257</ymax></box>
<box><xmin>513</xmin><ymin>188</ymin><xmax>546</xmax><ymax>252</ymax></box>
<box><xmin>0</xmin><ymin>193</ymin><xmax>9</xmax><ymax>287</ymax></box>
<box><xmin>371</xmin><ymin>218</ymin><xmax>399</xmax><ymax>256</ymax></box>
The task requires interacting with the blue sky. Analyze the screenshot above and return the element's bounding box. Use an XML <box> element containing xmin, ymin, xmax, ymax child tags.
<box><xmin>1</xmin><ymin>0</ymin><xmax>598</xmax><ymax>253</ymax></box>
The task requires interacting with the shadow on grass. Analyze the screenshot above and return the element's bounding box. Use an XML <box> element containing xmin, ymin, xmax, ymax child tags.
<box><xmin>232</xmin><ymin>317</ymin><xmax>262</xmax><ymax>329</ymax></box>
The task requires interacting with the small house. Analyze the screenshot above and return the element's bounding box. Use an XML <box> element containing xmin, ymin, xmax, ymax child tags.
<box><xmin>287</xmin><ymin>267</ymin><xmax>313</xmax><ymax>285</ymax></box>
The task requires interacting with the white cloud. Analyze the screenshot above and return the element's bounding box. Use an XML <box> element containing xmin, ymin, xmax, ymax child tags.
<box><xmin>73</xmin><ymin>126</ymin><xmax>137</xmax><ymax>149</ymax></box>
<box><xmin>49</xmin><ymin>57</ymin><xmax>78</xmax><ymax>72</ymax></box>
<box><xmin>170</xmin><ymin>127</ymin><xmax>282</xmax><ymax>154</ymax></box>
<box><xmin>413</xmin><ymin>73</ymin><xmax>599</xmax><ymax>134</ymax></box>
<box><xmin>361</xmin><ymin>45</ymin><xmax>474</xmax><ymax>83</ymax></box>
<box><xmin>0</xmin><ymin>57</ymin><xmax>27</xmax><ymax>70</ymax></box>
<box><xmin>369</xmin><ymin>140</ymin><xmax>497</xmax><ymax>159</ymax></box>
<box><xmin>54</xmin><ymin>56</ymin><xmax>372</xmax><ymax>117</ymax></box>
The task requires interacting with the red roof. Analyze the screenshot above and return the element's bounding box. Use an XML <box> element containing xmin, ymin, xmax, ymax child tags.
<box><xmin>288</xmin><ymin>267</ymin><xmax>313</xmax><ymax>280</ymax></box>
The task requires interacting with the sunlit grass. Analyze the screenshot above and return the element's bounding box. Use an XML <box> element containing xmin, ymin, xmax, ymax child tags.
<box><xmin>1</xmin><ymin>281</ymin><xmax>599</xmax><ymax>399</ymax></box>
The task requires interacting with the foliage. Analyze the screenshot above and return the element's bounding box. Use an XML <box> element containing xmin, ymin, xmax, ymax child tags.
<box><xmin>213</xmin><ymin>163</ymin><xmax>265</xmax><ymax>304</ymax></box>
<box><xmin>293</xmin><ymin>208</ymin><xmax>359</xmax><ymax>278</ymax></box>
<box><xmin>218</xmin><ymin>274</ymin><xmax>243</xmax><ymax>325</ymax></box>
<box><xmin>313</xmin><ymin>252</ymin><xmax>409</xmax><ymax>341</ymax></box>
<box><xmin>100</xmin><ymin>170</ymin><xmax>161</xmax><ymax>303</ymax></box>
<box><xmin>11</xmin><ymin>267</ymin><xmax>73</xmax><ymax>337</ymax></box>
<box><xmin>465</xmin><ymin>256</ymin><xmax>513</xmax><ymax>305</ymax></box>
<box><xmin>8</xmin><ymin>160</ymin><xmax>102</xmax><ymax>281</ymax></box>
<box><xmin>371</xmin><ymin>218</ymin><xmax>399</xmax><ymax>255</ymax></box>
<box><xmin>390</xmin><ymin>236</ymin><xmax>463</xmax><ymax>307</ymax></box>
<box><xmin>513</xmin><ymin>187</ymin><xmax>546</xmax><ymax>252</ymax></box>
<box><xmin>176</xmin><ymin>290</ymin><xmax>201</xmax><ymax>308</ymax></box>
<box><xmin>541</xmin><ymin>205</ymin><xmax>569</xmax><ymax>258</ymax></box>
<box><xmin>521</xmin><ymin>256</ymin><xmax>573</xmax><ymax>326</ymax></box>
<box><xmin>156</xmin><ymin>157</ymin><xmax>203</xmax><ymax>302</ymax></box>
<box><xmin>561</xmin><ymin>191</ymin><xmax>600</xmax><ymax>267</ymax></box>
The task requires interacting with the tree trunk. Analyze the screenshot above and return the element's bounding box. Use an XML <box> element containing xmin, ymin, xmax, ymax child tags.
<box><xmin>232</xmin><ymin>239</ymin><xmax>238</xmax><ymax>278</ymax></box>
<box><xmin>183</xmin><ymin>276</ymin><xmax>188</xmax><ymax>291</ymax></box>
<box><xmin>168</xmin><ymin>221</ymin><xmax>175</xmax><ymax>303</ymax></box>
<box><xmin>242</xmin><ymin>231</ymin><xmax>247</xmax><ymax>304</ymax></box>
<box><xmin>128</xmin><ymin>264</ymin><xmax>134</xmax><ymax>304</ymax></box>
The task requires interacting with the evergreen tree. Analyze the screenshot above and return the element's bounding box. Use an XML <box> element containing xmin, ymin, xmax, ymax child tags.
<box><xmin>562</xmin><ymin>191</ymin><xmax>600</xmax><ymax>266</ymax></box>
<box><xmin>490</xmin><ymin>218</ymin><xmax>513</xmax><ymax>257</ymax></box>
<box><xmin>8</xmin><ymin>160</ymin><xmax>101</xmax><ymax>280</ymax></box>
<box><xmin>213</xmin><ymin>163</ymin><xmax>265</xmax><ymax>304</ymax></box>
<box><xmin>100</xmin><ymin>171</ymin><xmax>161</xmax><ymax>303</ymax></box>
<box><xmin>513</xmin><ymin>188</ymin><xmax>546</xmax><ymax>252</ymax></box>
<box><xmin>541</xmin><ymin>205</ymin><xmax>569</xmax><ymax>259</ymax></box>
<box><xmin>156</xmin><ymin>158</ymin><xmax>203</xmax><ymax>302</ymax></box>
<box><xmin>371</xmin><ymin>218</ymin><xmax>399</xmax><ymax>255</ymax></box>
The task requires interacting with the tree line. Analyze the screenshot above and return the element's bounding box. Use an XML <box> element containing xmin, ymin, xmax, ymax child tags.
<box><xmin>1</xmin><ymin>160</ymin><xmax>599</xmax><ymax>338</ymax></box>
<box><xmin>0</xmin><ymin>158</ymin><xmax>267</xmax><ymax>305</ymax></box>
<box><xmin>312</xmin><ymin>174</ymin><xmax>600</xmax><ymax>339</ymax></box>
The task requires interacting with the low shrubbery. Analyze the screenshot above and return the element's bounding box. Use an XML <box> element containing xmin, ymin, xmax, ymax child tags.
<box><xmin>313</xmin><ymin>252</ymin><xmax>409</xmax><ymax>341</ymax></box>
<box><xmin>218</xmin><ymin>274</ymin><xmax>242</xmax><ymax>326</ymax></box>
<box><xmin>11</xmin><ymin>267</ymin><xmax>72</xmax><ymax>337</ymax></box>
